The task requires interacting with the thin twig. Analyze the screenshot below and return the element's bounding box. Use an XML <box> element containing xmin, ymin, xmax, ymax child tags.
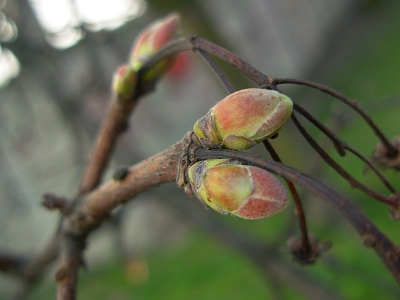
<box><xmin>263</xmin><ymin>140</ymin><xmax>311</xmax><ymax>255</ymax></box>
<box><xmin>293</xmin><ymin>102</ymin><xmax>396</xmax><ymax>193</ymax></box>
<box><xmin>347</xmin><ymin>147</ymin><xmax>396</xmax><ymax>193</ymax></box>
<box><xmin>42</xmin><ymin>193</ymin><xmax>72</xmax><ymax>212</ymax></box>
<box><xmin>293</xmin><ymin>102</ymin><xmax>346</xmax><ymax>156</ymax></box>
<box><xmin>191</xmin><ymin>36</ymin><xmax>273</xmax><ymax>87</ymax></box>
<box><xmin>195</xmin><ymin>48</ymin><xmax>236</xmax><ymax>94</ymax></box>
<box><xmin>138</xmin><ymin>37</ymin><xmax>193</xmax><ymax>78</ymax></box>
<box><xmin>290</xmin><ymin>113</ymin><xmax>397</xmax><ymax>207</ymax></box>
<box><xmin>274</xmin><ymin>78</ymin><xmax>398</xmax><ymax>158</ymax></box>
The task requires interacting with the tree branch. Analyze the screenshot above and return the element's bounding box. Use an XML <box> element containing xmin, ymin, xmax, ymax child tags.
<box><xmin>78</xmin><ymin>94</ymin><xmax>138</xmax><ymax>194</ymax></box>
<box><xmin>194</xmin><ymin>48</ymin><xmax>236</xmax><ymax>94</ymax></box>
<box><xmin>83</xmin><ymin>140</ymin><xmax>183</xmax><ymax>217</ymax></box>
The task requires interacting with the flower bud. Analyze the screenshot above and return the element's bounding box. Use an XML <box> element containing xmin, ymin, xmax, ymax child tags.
<box><xmin>188</xmin><ymin>159</ymin><xmax>289</xmax><ymax>219</ymax></box>
<box><xmin>130</xmin><ymin>13</ymin><xmax>180</xmax><ymax>82</ymax></box>
<box><xmin>112</xmin><ymin>64</ymin><xmax>137</xmax><ymax>100</ymax></box>
<box><xmin>193</xmin><ymin>89</ymin><xmax>293</xmax><ymax>150</ymax></box>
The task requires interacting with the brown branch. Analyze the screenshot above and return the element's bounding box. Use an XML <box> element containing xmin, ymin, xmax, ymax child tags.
<box><xmin>190</xmin><ymin>36</ymin><xmax>273</xmax><ymax>87</ymax></box>
<box><xmin>83</xmin><ymin>140</ymin><xmax>183</xmax><ymax>217</ymax></box>
<box><xmin>79</xmin><ymin>95</ymin><xmax>137</xmax><ymax>194</ymax></box>
<box><xmin>139</xmin><ymin>35</ymin><xmax>272</xmax><ymax>88</ymax></box>
<box><xmin>42</xmin><ymin>194</ymin><xmax>72</xmax><ymax>212</ymax></box>
<box><xmin>56</xmin><ymin>234</ymin><xmax>86</xmax><ymax>300</ymax></box>
<box><xmin>61</xmin><ymin>93</ymin><xmax>138</xmax><ymax>298</ymax></box>
<box><xmin>194</xmin><ymin>48</ymin><xmax>236</xmax><ymax>94</ymax></box>
<box><xmin>53</xmin><ymin>140</ymin><xmax>184</xmax><ymax>299</ymax></box>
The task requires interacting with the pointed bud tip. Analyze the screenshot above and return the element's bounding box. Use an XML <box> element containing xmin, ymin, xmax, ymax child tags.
<box><xmin>130</xmin><ymin>12</ymin><xmax>181</xmax><ymax>76</ymax></box>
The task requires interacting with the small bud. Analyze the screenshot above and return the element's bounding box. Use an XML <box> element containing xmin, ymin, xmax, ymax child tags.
<box><xmin>193</xmin><ymin>89</ymin><xmax>293</xmax><ymax>150</ymax></box>
<box><xmin>286</xmin><ymin>234</ymin><xmax>332</xmax><ymax>265</ymax></box>
<box><xmin>188</xmin><ymin>159</ymin><xmax>289</xmax><ymax>219</ymax></box>
<box><xmin>112</xmin><ymin>64</ymin><xmax>138</xmax><ymax>100</ymax></box>
<box><xmin>113</xmin><ymin>167</ymin><xmax>130</xmax><ymax>181</ymax></box>
<box><xmin>130</xmin><ymin>13</ymin><xmax>180</xmax><ymax>82</ymax></box>
<box><xmin>370</xmin><ymin>136</ymin><xmax>400</xmax><ymax>171</ymax></box>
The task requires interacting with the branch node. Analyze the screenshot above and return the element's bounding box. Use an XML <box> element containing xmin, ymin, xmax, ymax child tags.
<box><xmin>113</xmin><ymin>167</ymin><xmax>130</xmax><ymax>181</ymax></box>
<box><xmin>362</xmin><ymin>234</ymin><xmax>378</xmax><ymax>249</ymax></box>
<box><xmin>285</xmin><ymin>234</ymin><xmax>332</xmax><ymax>265</ymax></box>
<box><xmin>42</xmin><ymin>193</ymin><xmax>72</xmax><ymax>214</ymax></box>
<box><xmin>55</xmin><ymin>265</ymin><xmax>68</xmax><ymax>282</ymax></box>
<box><xmin>371</xmin><ymin>136</ymin><xmax>400</xmax><ymax>170</ymax></box>
<box><xmin>176</xmin><ymin>132</ymin><xmax>202</xmax><ymax>192</ymax></box>
<box><xmin>388</xmin><ymin>193</ymin><xmax>400</xmax><ymax>220</ymax></box>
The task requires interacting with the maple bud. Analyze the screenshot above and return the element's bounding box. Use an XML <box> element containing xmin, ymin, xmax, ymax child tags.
<box><xmin>112</xmin><ymin>64</ymin><xmax>137</xmax><ymax>100</ymax></box>
<box><xmin>130</xmin><ymin>13</ymin><xmax>180</xmax><ymax>82</ymax></box>
<box><xmin>193</xmin><ymin>88</ymin><xmax>293</xmax><ymax>150</ymax></box>
<box><xmin>188</xmin><ymin>159</ymin><xmax>289</xmax><ymax>219</ymax></box>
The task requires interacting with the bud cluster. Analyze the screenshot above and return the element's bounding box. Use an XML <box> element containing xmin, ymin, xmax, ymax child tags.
<box><xmin>112</xmin><ymin>13</ymin><xmax>180</xmax><ymax>99</ymax></box>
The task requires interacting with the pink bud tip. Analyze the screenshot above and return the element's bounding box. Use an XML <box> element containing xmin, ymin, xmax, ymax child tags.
<box><xmin>130</xmin><ymin>13</ymin><xmax>181</xmax><ymax>74</ymax></box>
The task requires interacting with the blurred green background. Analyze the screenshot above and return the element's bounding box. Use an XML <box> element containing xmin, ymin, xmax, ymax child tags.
<box><xmin>1</xmin><ymin>0</ymin><xmax>400</xmax><ymax>299</ymax></box>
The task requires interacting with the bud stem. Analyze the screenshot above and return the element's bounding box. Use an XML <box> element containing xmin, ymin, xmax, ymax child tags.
<box><xmin>263</xmin><ymin>140</ymin><xmax>311</xmax><ymax>254</ymax></box>
<box><xmin>195</xmin><ymin>48</ymin><xmax>235</xmax><ymax>94</ymax></box>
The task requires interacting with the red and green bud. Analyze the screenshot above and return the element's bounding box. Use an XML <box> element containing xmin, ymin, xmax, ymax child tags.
<box><xmin>129</xmin><ymin>13</ymin><xmax>180</xmax><ymax>82</ymax></box>
<box><xmin>188</xmin><ymin>159</ymin><xmax>289</xmax><ymax>219</ymax></box>
<box><xmin>193</xmin><ymin>88</ymin><xmax>293</xmax><ymax>150</ymax></box>
<box><xmin>112</xmin><ymin>64</ymin><xmax>138</xmax><ymax>100</ymax></box>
